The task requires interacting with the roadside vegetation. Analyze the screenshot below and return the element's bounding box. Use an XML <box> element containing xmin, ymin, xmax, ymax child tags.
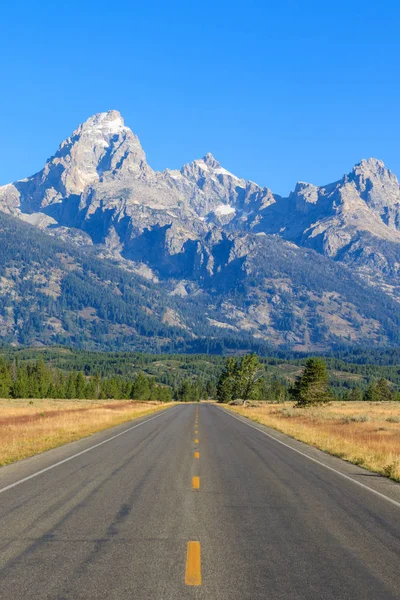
<box><xmin>227</xmin><ymin>401</ymin><xmax>400</xmax><ymax>481</ymax></box>
<box><xmin>0</xmin><ymin>399</ymin><xmax>170</xmax><ymax>466</ymax></box>
<box><xmin>0</xmin><ymin>347</ymin><xmax>400</xmax><ymax>474</ymax></box>
<box><xmin>218</xmin><ymin>356</ymin><xmax>400</xmax><ymax>481</ymax></box>
<box><xmin>1</xmin><ymin>346</ymin><xmax>400</xmax><ymax>403</ymax></box>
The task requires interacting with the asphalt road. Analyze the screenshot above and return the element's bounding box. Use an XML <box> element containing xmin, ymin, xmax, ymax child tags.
<box><xmin>0</xmin><ymin>403</ymin><xmax>399</xmax><ymax>599</ymax></box>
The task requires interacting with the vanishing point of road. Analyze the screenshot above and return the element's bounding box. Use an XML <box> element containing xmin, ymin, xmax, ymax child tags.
<box><xmin>0</xmin><ymin>404</ymin><xmax>399</xmax><ymax>599</ymax></box>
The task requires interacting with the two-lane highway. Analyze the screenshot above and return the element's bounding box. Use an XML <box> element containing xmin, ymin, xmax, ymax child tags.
<box><xmin>0</xmin><ymin>404</ymin><xmax>399</xmax><ymax>599</ymax></box>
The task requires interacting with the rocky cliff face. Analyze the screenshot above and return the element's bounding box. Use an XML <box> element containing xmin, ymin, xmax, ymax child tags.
<box><xmin>245</xmin><ymin>157</ymin><xmax>400</xmax><ymax>297</ymax></box>
<box><xmin>0</xmin><ymin>110</ymin><xmax>399</xmax><ymax>350</ymax></box>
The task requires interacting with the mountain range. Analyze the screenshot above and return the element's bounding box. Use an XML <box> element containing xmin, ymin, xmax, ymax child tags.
<box><xmin>0</xmin><ymin>109</ymin><xmax>399</xmax><ymax>352</ymax></box>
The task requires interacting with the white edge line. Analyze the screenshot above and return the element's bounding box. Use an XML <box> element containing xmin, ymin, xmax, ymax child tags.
<box><xmin>218</xmin><ymin>406</ymin><xmax>400</xmax><ymax>510</ymax></box>
<box><xmin>0</xmin><ymin>406</ymin><xmax>177</xmax><ymax>496</ymax></box>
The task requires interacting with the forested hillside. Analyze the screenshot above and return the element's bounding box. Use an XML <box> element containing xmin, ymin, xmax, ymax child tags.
<box><xmin>1</xmin><ymin>211</ymin><xmax>400</xmax><ymax>352</ymax></box>
<box><xmin>1</xmin><ymin>346</ymin><xmax>399</xmax><ymax>401</ymax></box>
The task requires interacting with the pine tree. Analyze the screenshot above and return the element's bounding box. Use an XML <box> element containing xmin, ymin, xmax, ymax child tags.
<box><xmin>176</xmin><ymin>379</ymin><xmax>192</xmax><ymax>402</ymax></box>
<box><xmin>374</xmin><ymin>379</ymin><xmax>395</xmax><ymax>402</ymax></box>
<box><xmin>0</xmin><ymin>359</ymin><xmax>12</xmax><ymax>398</ymax></box>
<box><xmin>216</xmin><ymin>357</ymin><xmax>237</xmax><ymax>403</ymax></box>
<box><xmin>364</xmin><ymin>383</ymin><xmax>375</xmax><ymax>402</ymax></box>
<box><xmin>131</xmin><ymin>372</ymin><xmax>150</xmax><ymax>400</ymax></box>
<box><xmin>292</xmin><ymin>358</ymin><xmax>332</xmax><ymax>407</ymax></box>
<box><xmin>75</xmin><ymin>372</ymin><xmax>86</xmax><ymax>399</ymax></box>
<box><xmin>65</xmin><ymin>372</ymin><xmax>77</xmax><ymax>399</ymax></box>
<box><xmin>12</xmin><ymin>369</ymin><xmax>29</xmax><ymax>398</ymax></box>
<box><xmin>348</xmin><ymin>386</ymin><xmax>363</xmax><ymax>402</ymax></box>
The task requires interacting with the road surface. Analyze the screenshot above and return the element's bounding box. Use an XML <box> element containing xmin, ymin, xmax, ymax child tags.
<box><xmin>0</xmin><ymin>404</ymin><xmax>399</xmax><ymax>599</ymax></box>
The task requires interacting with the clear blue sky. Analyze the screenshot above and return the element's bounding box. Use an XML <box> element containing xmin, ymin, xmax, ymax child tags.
<box><xmin>1</xmin><ymin>0</ymin><xmax>399</xmax><ymax>195</ymax></box>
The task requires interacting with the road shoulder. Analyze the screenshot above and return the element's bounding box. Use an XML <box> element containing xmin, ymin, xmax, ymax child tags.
<box><xmin>218</xmin><ymin>405</ymin><xmax>400</xmax><ymax>508</ymax></box>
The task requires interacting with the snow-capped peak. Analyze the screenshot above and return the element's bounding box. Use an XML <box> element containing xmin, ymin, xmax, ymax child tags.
<box><xmin>78</xmin><ymin>110</ymin><xmax>129</xmax><ymax>138</ymax></box>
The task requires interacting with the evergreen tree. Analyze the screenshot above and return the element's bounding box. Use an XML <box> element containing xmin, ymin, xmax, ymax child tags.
<box><xmin>347</xmin><ymin>386</ymin><xmax>363</xmax><ymax>402</ymax></box>
<box><xmin>363</xmin><ymin>383</ymin><xmax>375</xmax><ymax>402</ymax></box>
<box><xmin>102</xmin><ymin>377</ymin><xmax>122</xmax><ymax>399</ymax></box>
<box><xmin>65</xmin><ymin>372</ymin><xmax>77</xmax><ymax>399</ymax></box>
<box><xmin>364</xmin><ymin>378</ymin><xmax>395</xmax><ymax>402</ymax></box>
<box><xmin>0</xmin><ymin>359</ymin><xmax>12</xmax><ymax>398</ymax></box>
<box><xmin>205</xmin><ymin>380</ymin><xmax>216</xmax><ymax>400</ymax></box>
<box><xmin>176</xmin><ymin>379</ymin><xmax>192</xmax><ymax>402</ymax></box>
<box><xmin>75</xmin><ymin>372</ymin><xmax>86</xmax><ymax>399</ymax></box>
<box><xmin>11</xmin><ymin>368</ymin><xmax>29</xmax><ymax>398</ymax></box>
<box><xmin>131</xmin><ymin>372</ymin><xmax>150</xmax><ymax>400</ymax></box>
<box><xmin>292</xmin><ymin>358</ymin><xmax>332</xmax><ymax>407</ymax></box>
<box><xmin>36</xmin><ymin>358</ymin><xmax>50</xmax><ymax>398</ymax></box>
<box><xmin>375</xmin><ymin>378</ymin><xmax>395</xmax><ymax>402</ymax></box>
<box><xmin>216</xmin><ymin>357</ymin><xmax>237</xmax><ymax>403</ymax></box>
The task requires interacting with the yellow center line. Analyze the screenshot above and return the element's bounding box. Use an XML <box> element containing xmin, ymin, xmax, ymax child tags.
<box><xmin>195</xmin><ymin>438</ymin><xmax>199</xmax><ymax>443</ymax></box>
<box><xmin>195</xmin><ymin>429</ymin><xmax>198</xmax><ymax>434</ymax></box>
<box><xmin>194</xmin><ymin>451</ymin><xmax>200</xmax><ymax>459</ymax></box>
<box><xmin>185</xmin><ymin>541</ymin><xmax>202</xmax><ymax>586</ymax></box>
<box><xmin>192</xmin><ymin>476</ymin><xmax>200</xmax><ymax>489</ymax></box>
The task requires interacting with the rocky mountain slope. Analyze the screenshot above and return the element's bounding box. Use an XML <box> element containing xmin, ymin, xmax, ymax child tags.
<box><xmin>0</xmin><ymin>110</ymin><xmax>399</xmax><ymax>351</ymax></box>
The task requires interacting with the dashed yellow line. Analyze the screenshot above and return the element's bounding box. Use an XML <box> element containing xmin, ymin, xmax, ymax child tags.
<box><xmin>192</xmin><ymin>476</ymin><xmax>200</xmax><ymax>489</ymax></box>
<box><xmin>195</xmin><ymin>438</ymin><xmax>199</xmax><ymax>444</ymax></box>
<box><xmin>185</xmin><ymin>541</ymin><xmax>202</xmax><ymax>586</ymax></box>
<box><xmin>194</xmin><ymin>451</ymin><xmax>200</xmax><ymax>459</ymax></box>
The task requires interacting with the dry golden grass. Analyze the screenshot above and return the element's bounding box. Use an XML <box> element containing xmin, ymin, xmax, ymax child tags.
<box><xmin>227</xmin><ymin>401</ymin><xmax>400</xmax><ymax>481</ymax></box>
<box><xmin>0</xmin><ymin>399</ymin><xmax>171</xmax><ymax>466</ymax></box>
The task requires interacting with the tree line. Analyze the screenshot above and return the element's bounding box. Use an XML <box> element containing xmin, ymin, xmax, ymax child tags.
<box><xmin>0</xmin><ymin>358</ymin><xmax>172</xmax><ymax>401</ymax></box>
<box><xmin>216</xmin><ymin>355</ymin><xmax>400</xmax><ymax>405</ymax></box>
<box><xmin>0</xmin><ymin>351</ymin><xmax>398</xmax><ymax>404</ymax></box>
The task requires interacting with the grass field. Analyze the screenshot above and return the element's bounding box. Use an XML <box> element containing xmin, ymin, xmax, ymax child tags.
<box><xmin>0</xmin><ymin>399</ymin><xmax>171</xmax><ymax>467</ymax></box>
<box><xmin>228</xmin><ymin>402</ymin><xmax>400</xmax><ymax>481</ymax></box>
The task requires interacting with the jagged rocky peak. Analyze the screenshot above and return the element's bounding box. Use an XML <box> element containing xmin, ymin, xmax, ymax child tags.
<box><xmin>347</xmin><ymin>158</ymin><xmax>399</xmax><ymax>197</ymax></box>
<box><xmin>202</xmin><ymin>152</ymin><xmax>220</xmax><ymax>169</ymax></box>
<box><xmin>75</xmin><ymin>109</ymin><xmax>127</xmax><ymax>136</ymax></box>
<box><xmin>343</xmin><ymin>158</ymin><xmax>400</xmax><ymax>223</ymax></box>
<box><xmin>292</xmin><ymin>181</ymin><xmax>319</xmax><ymax>206</ymax></box>
<box><xmin>54</xmin><ymin>109</ymin><xmax>149</xmax><ymax>188</ymax></box>
<box><xmin>189</xmin><ymin>152</ymin><xmax>223</xmax><ymax>172</ymax></box>
<box><xmin>351</xmin><ymin>157</ymin><xmax>394</xmax><ymax>180</ymax></box>
<box><xmin>6</xmin><ymin>110</ymin><xmax>151</xmax><ymax>211</ymax></box>
<box><xmin>182</xmin><ymin>152</ymin><xmax>244</xmax><ymax>184</ymax></box>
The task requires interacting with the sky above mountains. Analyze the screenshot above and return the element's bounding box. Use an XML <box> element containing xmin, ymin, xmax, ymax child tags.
<box><xmin>1</xmin><ymin>0</ymin><xmax>400</xmax><ymax>195</ymax></box>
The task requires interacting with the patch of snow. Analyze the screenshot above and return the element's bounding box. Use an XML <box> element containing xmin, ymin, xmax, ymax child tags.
<box><xmin>84</xmin><ymin>111</ymin><xmax>129</xmax><ymax>138</ymax></box>
<box><xmin>215</xmin><ymin>204</ymin><xmax>236</xmax><ymax>216</ymax></box>
<box><xmin>195</xmin><ymin>160</ymin><xmax>209</xmax><ymax>172</ymax></box>
<box><xmin>165</xmin><ymin>169</ymin><xmax>183</xmax><ymax>179</ymax></box>
<box><xmin>19</xmin><ymin>212</ymin><xmax>57</xmax><ymax>228</ymax></box>
<box><xmin>214</xmin><ymin>167</ymin><xmax>243</xmax><ymax>183</ymax></box>
<box><xmin>104</xmin><ymin>116</ymin><xmax>127</xmax><ymax>134</ymax></box>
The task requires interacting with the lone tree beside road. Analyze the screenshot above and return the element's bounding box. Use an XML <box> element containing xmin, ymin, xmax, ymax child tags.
<box><xmin>292</xmin><ymin>358</ymin><xmax>332</xmax><ymax>407</ymax></box>
<box><xmin>217</xmin><ymin>354</ymin><xmax>261</xmax><ymax>404</ymax></box>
